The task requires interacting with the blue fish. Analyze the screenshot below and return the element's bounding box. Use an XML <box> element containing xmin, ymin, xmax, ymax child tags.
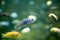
<box><xmin>16</xmin><ymin>15</ymin><xmax>37</xmax><ymax>30</ymax></box>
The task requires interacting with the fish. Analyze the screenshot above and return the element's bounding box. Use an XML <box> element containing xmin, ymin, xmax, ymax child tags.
<box><xmin>16</xmin><ymin>15</ymin><xmax>37</xmax><ymax>30</ymax></box>
<box><xmin>2</xmin><ymin>31</ymin><xmax>21</xmax><ymax>38</ymax></box>
<box><xmin>50</xmin><ymin>27</ymin><xmax>60</xmax><ymax>32</ymax></box>
<box><xmin>46</xmin><ymin>0</ymin><xmax>52</xmax><ymax>6</ymax></box>
<box><xmin>48</xmin><ymin>13</ymin><xmax>58</xmax><ymax>22</ymax></box>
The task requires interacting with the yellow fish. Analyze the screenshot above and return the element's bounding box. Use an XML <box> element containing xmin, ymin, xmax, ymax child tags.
<box><xmin>2</xmin><ymin>31</ymin><xmax>21</xmax><ymax>38</ymax></box>
<box><xmin>50</xmin><ymin>27</ymin><xmax>60</xmax><ymax>32</ymax></box>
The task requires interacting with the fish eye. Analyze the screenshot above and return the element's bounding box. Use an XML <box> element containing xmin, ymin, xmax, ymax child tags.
<box><xmin>31</xmin><ymin>19</ymin><xmax>33</xmax><ymax>21</ymax></box>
